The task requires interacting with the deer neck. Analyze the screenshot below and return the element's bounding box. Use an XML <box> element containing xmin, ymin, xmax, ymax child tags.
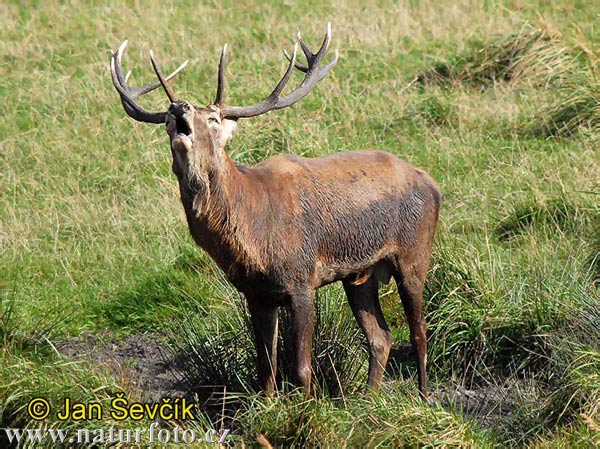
<box><xmin>176</xmin><ymin>145</ymin><xmax>263</xmax><ymax>276</ymax></box>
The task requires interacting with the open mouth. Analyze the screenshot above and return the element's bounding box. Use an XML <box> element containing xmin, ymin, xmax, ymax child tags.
<box><xmin>171</xmin><ymin>113</ymin><xmax>193</xmax><ymax>150</ymax></box>
<box><xmin>175</xmin><ymin>115</ymin><xmax>192</xmax><ymax>136</ymax></box>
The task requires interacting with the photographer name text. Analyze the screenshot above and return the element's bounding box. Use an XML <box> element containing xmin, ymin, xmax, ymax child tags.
<box><xmin>27</xmin><ymin>394</ymin><xmax>195</xmax><ymax>421</ymax></box>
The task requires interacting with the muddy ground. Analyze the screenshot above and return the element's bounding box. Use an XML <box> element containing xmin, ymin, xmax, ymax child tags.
<box><xmin>58</xmin><ymin>333</ymin><xmax>187</xmax><ymax>402</ymax></box>
<box><xmin>58</xmin><ymin>332</ymin><xmax>523</xmax><ymax>428</ymax></box>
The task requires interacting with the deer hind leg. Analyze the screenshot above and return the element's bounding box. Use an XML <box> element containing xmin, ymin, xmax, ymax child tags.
<box><xmin>394</xmin><ymin>255</ymin><xmax>430</xmax><ymax>397</ymax></box>
<box><xmin>343</xmin><ymin>275</ymin><xmax>392</xmax><ymax>390</ymax></box>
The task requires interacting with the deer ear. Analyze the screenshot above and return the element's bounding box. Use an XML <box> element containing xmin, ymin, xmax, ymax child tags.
<box><xmin>221</xmin><ymin>118</ymin><xmax>238</xmax><ymax>140</ymax></box>
<box><xmin>213</xmin><ymin>117</ymin><xmax>237</xmax><ymax>148</ymax></box>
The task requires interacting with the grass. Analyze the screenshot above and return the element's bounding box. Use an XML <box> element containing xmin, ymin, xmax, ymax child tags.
<box><xmin>1</xmin><ymin>0</ymin><xmax>599</xmax><ymax>447</ymax></box>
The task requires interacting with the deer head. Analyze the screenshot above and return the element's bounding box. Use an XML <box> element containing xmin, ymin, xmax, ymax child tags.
<box><xmin>109</xmin><ymin>24</ymin><xmax>338</xmax><ymax>186</ymax></box>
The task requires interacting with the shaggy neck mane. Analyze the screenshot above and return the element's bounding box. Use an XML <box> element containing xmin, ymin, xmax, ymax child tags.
<box><xmin>178</xmin><ymin>149</ymin><xmax>267</xmax><ymax>276</ymax></box>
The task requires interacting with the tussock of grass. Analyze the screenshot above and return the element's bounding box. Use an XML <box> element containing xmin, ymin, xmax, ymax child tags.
<box><xmin>165</xmin><ymin>285</ymin><xmax>367</xmax><ymax>398</ymax></box>
<box><xmin>404</xmin><ymin>93</ymin><xmax>457</xmax><ymax>128</ymax></box>
<box><xmin>529</xmin><ymin>420</ymin><xmax>600</xmax><ymax>448</ymax></box>
<box><xmin>495</xmin><ymin>197</ymin><xmax>588</xmax><ymax>242</ymax></box>
<box><xmin>1</xmin><ymin>293</ymin><xmax>16</xmax><ymax>351</ymax></box>
<box><xmin>423</xmin><ymin>237</ymin><xmax>596</xmax><ymax>379</ymax></box>
<box><xmin>484</xmin><ymin>285</ymin><xmax>600</xmax><ymax>446</ymax></box>
<box><xmin>1</xmin><ymin>281</ymin><xmax>69</xmax><ymax>354</ymax></box>
<box><xmin>548</xmin><ymin>293</ymin><xmax>600</xmax><ymax>423</ymax></box>
<box><xmin>417</xmin><ymin>27</ymin><xmax>574</xmax><ymax>88</ymax></box>
<box><xmin>528</xmin><ymin>78</ymin><xmax>600</xmax><ymax>137</ymax></box>
<box><xmin>414</xmin><ymin>24</ymin><xmax>599</xmax><ymax>139</ymax></box>
<box><xmin>165</xmin><ymin>296</ymin><xmax>256</xmax><ymax>393</ymax></box>
<box><xmin>236</xmin><ymin>384</ymin><xmax>490</xmax><ymax>447</ymax></box>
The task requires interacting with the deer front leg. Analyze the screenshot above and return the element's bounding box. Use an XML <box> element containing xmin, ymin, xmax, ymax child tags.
<box><xmin>248</xmin><ymin>301</ymin><xmax>278</xmax><ymax>396</ymax></box>
<box><xmin>290</xmin><ymin>291</ymin><xmax>315</xmax><ymax>393</ymax></box>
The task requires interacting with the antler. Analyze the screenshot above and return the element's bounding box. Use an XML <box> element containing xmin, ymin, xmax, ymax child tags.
<box><xmin>283</xmin><ymin>22</ymin><xmax>333</xmax><ymax>74</ymax></box>
<box><xmin>109</xmin><ymin>40</ymin><xmax>188</xmax><ymax>124</ymax></box>
<box><xmin>218</xmin><ymin>22</ymin><xmax>338</xmax><ymax>119</ymax></box>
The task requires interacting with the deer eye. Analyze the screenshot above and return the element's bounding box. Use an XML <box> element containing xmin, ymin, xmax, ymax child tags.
<box><xmin>207</xmin><ymin>116</ymin><xmax>220</xmax><ymax>124</ymax></box>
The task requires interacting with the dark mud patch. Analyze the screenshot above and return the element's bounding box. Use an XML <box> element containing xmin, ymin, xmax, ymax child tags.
<box><xmin>436</xmin><ymin>380</ymin><xmax>536</xmax><ymax>429</ymax></box>
<box><xmin>57</xmin><ymin>332</ymin><xmax>186</xmax><ymax>402</ymax></box>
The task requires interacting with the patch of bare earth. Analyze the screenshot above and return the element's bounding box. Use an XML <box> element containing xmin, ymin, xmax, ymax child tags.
<box><xmin>57</xmin><ymin>332</ymin><xmax>185</xmax><ymax>402</ymax></box>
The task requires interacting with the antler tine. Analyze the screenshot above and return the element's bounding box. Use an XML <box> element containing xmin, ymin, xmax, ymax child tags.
<box><xmin>284</xmin><ymin>22</ymin><xmax>333</xmax><ymax>74</ymax></box>
<box><xmin>109</xmin><ymin>40</ymin><xmax>187</xmax><ymax>124</ymax></box>
<box><xmin>149</xmin><ymin>50</ymin><xmax>178</xmax><ymax>103</ymax></box>
<box><xmin>269</xmin><ymin>42</ymin><xmax>298</xmax><ymax>98</ymax></box>
<box><xmin>112</xmin><ymin>41</ymin><xmax>128</xmax><ymax>84</ymax></box>
<box><xmin>283</xmin><ymin>47</ymin><xmax>308</xmax><ymax>73</ymax></box>
<box><xmin>148</xmin><ymin>59</ymin><xmax>188</xmax><ymax>93</ymax></box>
<box><xmin>297</xmin><ymin>33</ymin><xmax>313</xmax><ymax>67</ymax></box>
<box><xmin>220</xmin><ymin>23</ymin><xmax>338</xmax><ymax>119</ymax></box>
<box><xmin>314</xmin><ymin>22</ymin><xmax>333</xmax><ymax>66</ymax></box>
<box><xmin>215</xmin><ymin>44</ymin><xmax>228</xmax><ymax>106</ymax></box>
<box><xmin>115</xmin><ymin>41</ymin><xmax>188</xmax><ymax>96</ymax></box>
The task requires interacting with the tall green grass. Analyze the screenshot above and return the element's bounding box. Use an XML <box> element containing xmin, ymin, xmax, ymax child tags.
<box><xmin>1</xmin><ymin>0</ymin><xmax>599</xmax><ymax>447</ymax></box>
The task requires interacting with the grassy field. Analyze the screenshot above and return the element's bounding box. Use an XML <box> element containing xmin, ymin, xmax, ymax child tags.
<box><xmin>1</xmin><ymin>0</ymin><xmax>599</xmax><ymax>447</ymax></box>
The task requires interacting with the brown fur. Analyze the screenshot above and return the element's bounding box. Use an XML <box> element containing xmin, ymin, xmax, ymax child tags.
<box><xmin>164</xmin><ymin>103</ymin><xmax>440</xmax><ymax>396</ymax></box>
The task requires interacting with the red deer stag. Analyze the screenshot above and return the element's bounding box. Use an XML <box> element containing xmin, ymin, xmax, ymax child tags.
<box><xmin>109</xmin><ymin>23</ymin><xmax>440</xmax><ymax>396</ymax></box>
